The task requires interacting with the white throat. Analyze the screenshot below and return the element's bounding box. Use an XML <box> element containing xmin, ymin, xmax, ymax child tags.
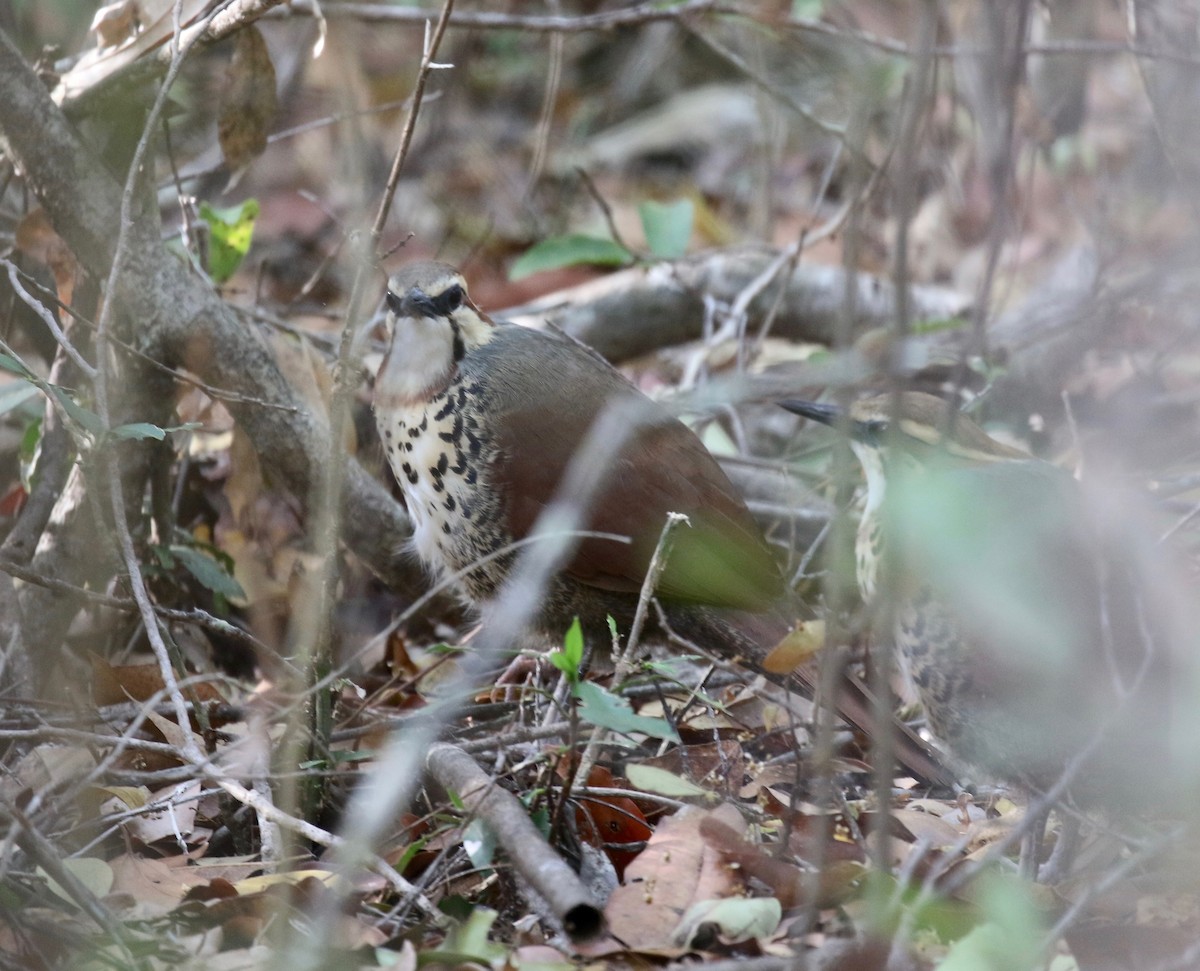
<box><xmin>376</xmin><ymin>314</ymin><xmax>456</xmax><ymax>406</ymax></box>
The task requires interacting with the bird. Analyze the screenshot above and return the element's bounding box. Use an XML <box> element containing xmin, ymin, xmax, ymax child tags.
<box><xmin>781</xmin><ymin>392</ymin><xmax>1181</xmax><ymax>804</ymax></box>
<box><xmin>372</xmin><ymin>262</ymin><xmax>950</xmax><ymax>783</ymax></box>
<box><xmin>373</xmin><ymin>260</ymin><xmax>785</xmax><ymax>641</ymax></box>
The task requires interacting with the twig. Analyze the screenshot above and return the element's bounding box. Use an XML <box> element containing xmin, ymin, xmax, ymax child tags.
<box><xmin>281</xmin><ymin>1</ymin><xmax>1200</xmax><ymax>68</ymax></box>
<box><xmin>300</xmin><ymin>0</ymin><xmax>455</xmax><ymax>751</ymax></box>
<box><xmin>574</xmin><ymin>167</ymin><xmax>638</xmax><ymax>258</ymax></box>
<box><xmin>0</xmin><ymin>795</ymin><xmax>133</xmax><ymax>952</ymax></box>
<box><xmin>526</xmin><ymin>6</ymin><xmax>565</xmax><ymax>193</ymax></box>
<box><xmin>0</xmin><ymin>553</ymin><xmax>278</xmax><ymax>665</ymax></box>
<box><xmin>617</xmin><ymin>512</ymin><xmax>688</xmax><ymax>684</ymax></box>
<box><xmin>1</xmin><ymin>260</ymin><xmax>96</xmax><ymax>378</ymax></box>
<box><xmin>574</xmin><ymin>512</ymin><xmax>687</xmax><ymax>788</ymax></box>
<box><xmin>92</xmin><ymin>0</ymin><xmax>218</xmax><ymax>767</ymax></box>
<box><xmin>426</xmin><ymin>743</ymin><xmax>604</xmax><ymax>941</ymax></box>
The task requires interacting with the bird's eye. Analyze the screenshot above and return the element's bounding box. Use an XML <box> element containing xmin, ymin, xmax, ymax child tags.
<box><xmin>432</xmin><ymin>284</ymin><xmax>464</xmax><ymax>316</ymax></box>
<box><xmin>858</xmin><ymin>420</ymin><xmax>888</xmax><ymax>446</ymax></box>
<box><xmin>384</xmin><ymin>289</ymin><xmax>404</xmax><ymax>315</ymax></box>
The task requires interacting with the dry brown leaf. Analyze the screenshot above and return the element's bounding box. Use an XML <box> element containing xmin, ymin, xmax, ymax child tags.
<box><xmin>14</xmin><ymin>207</ymin><xmax>80</xmax><ymax>305</ymax></box>
<box><xmin>90</xmin><ymin>653</ymin><xmax>225</xmax><ymax>707</ymax></box>
<box><xmin>218</xmin><ymin>26</ymin><xmax>277</xmax><ymax>175</ymax></box>
<box><xmin>109</xmin><ymin>853</ymin><xmax>210</xmax><ymax>912</ymax></box>
<box><xmin>121</xmin><ymin>779</ymin><xmax>201</xmax><ymax>845</ymax></box>
<box><xmin>598</xmin><ymin>803</ymin><xmax>746</xmax><ymax>955</ymax></box>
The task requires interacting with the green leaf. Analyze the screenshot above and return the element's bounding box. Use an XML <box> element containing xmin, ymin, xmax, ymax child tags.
<box><xmin>510</xmin><ymin>233</ymin><xmax>631</xmax><ymax>280</ymax></box>
<box><xmin>427</xmin><ymin>907</ymin><xmax>507</xmax><ymax>966</ymax></box>
<box><xmin>461</xmin><ymin>817</ymin><xmax>496</xmax><ymax>872</ymax></box>
<box><xmin>39</xmin><ymin>858</ymin><xmax>114</xmax><ymax>904</ymax></box>
<box><xmin>110</xmin><ymin>422</ymin><xmax>166</xmax><ymax>442</ymax></box>
<box><xmin>574</xmin><ymin>681</ymin><xmax>679</xmax><ymax>741</ymax></box>
<box><xmin>638</xmin><ymin>198</ymin><xmax>693</xmax><ymax>259</ymax></box>
<box><xmin>939</xmin><ymin>873</ymin><xmax>1044</xmax><ymax>971</ymax></box>
<box><xmin>675</xmin><ymin>897</ymin><xmax>782</xmax><ymax>947</ymax></box>
<box><xmin>911</xmin><ymin>316</ymin><xmax>968</xmax><ymax>335</ymax></box>
<box><xmin>549</xmin><ymin>616</ymin><xmax>584</xmax><ymax>684</ymax></box>
<box><xmin>0</xmin><ymin>352</ymin><xmax>35</xmax><ymax>380</ymax></box>
<box><xmin>19</xmin><ymin>417</ymin><xmax>42</xmax><ymax>491</ymax></box>
<box><xmin>169</xmin><ymin>544</ymin><xmax>245</xmax><ymax>600</ymax></box>
<box><xmin>199</xmin><ymin>198</ymin><xmax>260</xmax><ymax>284</ymax></box>
<box><xmin>624</xmin><ymin>763</ymin><xmax>708</xmax><ymax>799</ymax></box>
<box><xmin>49</xmin><ymin>386</ymin><xmax>106</xmax><ymax>436</ymax></box>
<box><xmin>0</xmin><ymin>380</ymin><xmax>38</xmax><ymax>417</ymax></box>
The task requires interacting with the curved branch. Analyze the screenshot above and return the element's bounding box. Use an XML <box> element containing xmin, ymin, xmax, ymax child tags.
<box><xmin>0</xmin><ymin>27</ymin><xmax>422</xmax><ymax>597</ymax></box>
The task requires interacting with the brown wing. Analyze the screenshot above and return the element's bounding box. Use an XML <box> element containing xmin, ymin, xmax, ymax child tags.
<box><xmin>478</xmin><ymin>325</ymin><xmax>783</xmax><ymax>610</ymax></box>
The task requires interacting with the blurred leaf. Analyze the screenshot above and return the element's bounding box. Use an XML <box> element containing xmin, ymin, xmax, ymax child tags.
<box><xmin>624</xmin><ymin>763</ymin><xmax>707</xmax><ymax>798</ymax></box>
<box><xmin>110</xmin><ymin>420</ymin><xmax>201</xmax><ymax>442</ymax></box>
<box><xmin>110</xmin><ymin>421</ymin><xmax>165</xmax><ymax>441</ymax></box>
<box><xmin>199</xmin><ymin>198</ymin><xmax>260</xmax><ymax>283</ymax></box>
<box><xmin>674</xmin><ymin>897</ymin><xmax>782</xmax><ymax>947</ymax></box>
<box><xmin>912</xmin><ymin>316</ymin><xmax>968</xmax><ymax>335</ymax></box>
<box><xmin>428</xmin><ymin>907</ymin><xmax>507</xmax><ymax>965</ymax></box>
<box><xmin>218</xmin><ymin>26</ymin><xmax>277</xmax><ymax>172</ymax></box>
<box><xmin>549</xmin><ymin>616</ymin><xmax>584</xmax><ymax>684</ymax></box>
<box><xmin>638</xmin><ymin>198</ymin><xmax>693</xmax><ymax>259</ymax></box>
<box><xmin>38</xmin><ymin>858</ymin><xmax>114</xmax><ymax>904</ymax></box>
<box><xmin>19</xmin><ymin>417</ymin><xmax>42</xmax><ymax>490</ymax></box>
<box><xmin>49</xmin><ymin>386</ymin><xmax>105</xmax><ymax>436</ymax></box>
<box><xmin>169</xmin><ymin>544</ymin><xmax>246</xmax><ymax>600</ymax></box>
<box><xmin>575</xmin><ymin>681</ymin><xmax>679</xmax><ymax>741</ymax></box>
<box><xmin>0</xmin><ymin>378</ymin><xmax>36</xmax><ymax>416</ymax></box>
<box><xmin>462</xmin><ymin>817</ymin><xmax>496</xmax><ymax>872</ymax></box>
<box><xmin>0</xmin><ymin>352</ymin><xmax>36</xmax><ymax>380</ymax></box>
<box><xmin>939</xmin><ymin>873</ymin><xmax>1044</xmax><ymax>971</ymax></box>
<box><xmin>510</xmin><ymin>234</ymin><xmax>630</xmax><ymax>280</ymax></box>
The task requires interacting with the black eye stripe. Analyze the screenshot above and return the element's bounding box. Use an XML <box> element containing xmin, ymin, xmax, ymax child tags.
<box><xmin>431</xmin><ymin>284</ymin><xmax>464</xmax><ymax>316</ymax></box>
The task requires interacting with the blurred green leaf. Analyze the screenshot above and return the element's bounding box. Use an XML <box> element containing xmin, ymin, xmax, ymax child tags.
<box><xmin>110</xmin><ymin>422</ymin><xmax>166</xmax><ymax>442</ymax></box>
<box><xmin>109</xmin><ymin>420</ymin><xmax>201</xmax><ymax>442</ymax></box>
<box><xmin>169</xmin><ymin>544</ymin><xmax>245</xmax><ymax>601</ymax></box>
<box><xmin>0</xmin><ymin>380</ymin><xmax>38</xmax><ymax>417</ymax></box>
<box><xmin>510</xmin><ymin>234</ymin><xmax>631</xmax><ymax>280</ymax></box>
<box><xmin>638</xmin><ymin>198</ymin><xmax>693</xmax><ymax>259</ymax></box>
<box><xmin>19</xmin><ymin>417</ymin><xmax>41</xmax><ymax>491</ymax></box>
<box><xmin>49</xmin><ymin>386</ymin><xmax>105</xmax><ymax>436</ymax></box>
<box><xmin>426</xmin><ymin>906</ymin><xmax>507</xmax><ymax>965</ymax></box>
<box><xmin>199</xmin><ymin>198</ymin><xmax>260</xmax><ymax>284</ymax></box>
<box><xmin>575</xmin><ymin>681</ymin><xmax>679</xmax><ymax>741</ymax></box>
<box><xmin>624</xmin><ymin>763</ymin><xmax>707</xmax><ymax>798</ymax></box>
<box><xmin>549</xmin><ymin>616</ymin><xmax>584</xmax><ymax>684</ymax></box>
<box><xmin>0</xmin><ymin>352</ymin><xmax>35</xmax><ymax>380</ymax></box>
<box><xmin>939</xmin><ymin>873</ymin><xmax>1044</xmax><ymax>971</ymax></box>
<box><xmin>462</xmin><ymin>817</ymin><xmax>496</xmax><ymax>872</ymax></box>
<box><xmin>675</xmin><ymin>897</ymin><xmax>782</xmax><ymax>946</ymax></box>
<box><xmin>912</xmin><ymin>316</ymin><xmax>968</xmax><ymax>335</ymax></box>
<box><xmin>39</xmin><ymin>858</ymin><xmax>114</xmax><ymax>904</ymax></box>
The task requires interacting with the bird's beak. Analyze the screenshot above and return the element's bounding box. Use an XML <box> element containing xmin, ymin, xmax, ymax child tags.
<box><xmin>386</xmin><ymin>286</ymin><xmax>440</xmax><ymax>319</ymax></box>
<box><xmin>779</xmin><ymin>399</ymin><xmax>842</xmax><ymax>427</ymax></box>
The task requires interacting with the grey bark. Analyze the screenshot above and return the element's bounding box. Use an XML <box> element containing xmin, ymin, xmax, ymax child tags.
<box><xmin>0</xmin><ymin>25</ymin><xmax>424</xmax><ymax>688</ymax></box>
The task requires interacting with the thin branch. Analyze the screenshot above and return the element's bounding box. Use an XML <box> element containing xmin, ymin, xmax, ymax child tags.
<box><xmin>281</xmin><ymin>0</ymin><xmax>1200</xmax><ymax>69</ymax></box>
<box><xmin>92</xmin><ymin>0</ymin><xmax>218</xmax><ymax>766</ymax></box>
<box><xmin>1</xmin><ymin>261</ymin><xmax>96</xmax><ymax>378</ymax></box>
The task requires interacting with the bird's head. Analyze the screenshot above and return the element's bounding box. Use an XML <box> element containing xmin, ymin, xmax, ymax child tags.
<box><xmin>377</xmin><ymin>261</ymin><xmax>495</xmax><ymax>406</ymax></box>
<box><xmin>782</xmin><ymin>392</ymin><xmax>1030</xmax><ymax>508</ymax></box>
